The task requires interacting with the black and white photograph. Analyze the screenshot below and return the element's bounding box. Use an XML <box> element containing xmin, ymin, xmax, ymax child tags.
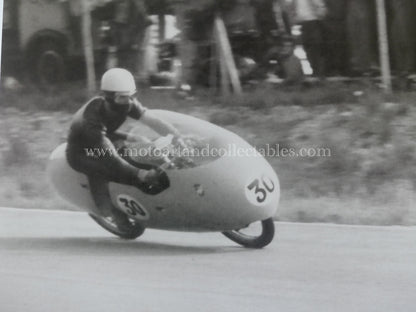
<box><xmin>0</xmin><ymin>0</ymin><xmax>415</xmax><ymax>311</ymax></box>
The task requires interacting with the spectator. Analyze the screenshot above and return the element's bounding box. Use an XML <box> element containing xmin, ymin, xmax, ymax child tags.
<box><xmin>291</xmin><ymin>0</ymin><xmax>328</xmax><ymax>78</ymax></box>
<box><xmin>346</xmin><ymin>0</ymin><xmax>378</xmax><ymax>76</ymax></box>
<box><xmin>279</xmin><ymin>35</ymin><xmax>304</xmax><ymax>83</ymax></box>
<box><xmin>252</xmin><ymin>0</ymin><xmax>292</xmax><ymax>64</ymax></box>
<box><xmin>387</xmin><ymin>0</ymin><xmax>416</xmax><ymax>89</ymax></box>
<box><xmin>322</xmin><ymin>0</ymin><xmax>348</xmax><ymax>76</ymax></box>
<box><xmin>112</xmin><ymin>0</ymin><xmax>151</xmax><ymax>76</ymax></box>
<box><xmin>262</xmin><ymin>35</ymin><xmax>304</xmax><ymax>83</ymax></box>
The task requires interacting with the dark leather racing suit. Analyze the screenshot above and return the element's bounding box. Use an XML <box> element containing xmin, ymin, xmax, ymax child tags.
<box><xmin>66</xmin><ymin>96</ymin><xmax>145</xmax><ymax>216</ymax></box>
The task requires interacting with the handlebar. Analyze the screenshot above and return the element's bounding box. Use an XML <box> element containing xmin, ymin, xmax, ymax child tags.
<box><xmin>128</xmin><ymin>134</ymin><xmax>195</xmax><ymax>170</ymax></box>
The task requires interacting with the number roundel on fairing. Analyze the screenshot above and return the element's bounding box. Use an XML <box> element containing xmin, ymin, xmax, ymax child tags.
<box><xmin>116</xmin><ymin>194</ymin><xmax>149</xmax><ymax>220</ymax></box>
<box><xmin>245</xmin><ymin>175</ymin><xmax>276</xmax><ymax>206</ymax></box>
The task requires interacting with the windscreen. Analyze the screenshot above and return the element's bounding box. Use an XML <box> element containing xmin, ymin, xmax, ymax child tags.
<box><xmin>122</xmin><ymin>110</ymin><xmax>241</xmax><ymax>169</ymax></box>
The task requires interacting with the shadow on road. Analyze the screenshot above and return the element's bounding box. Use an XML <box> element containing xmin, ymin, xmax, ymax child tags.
<box><xmin>0</xmin><ymin>236</ymin><xmax>254</xmax><ymax>257</ymax></box>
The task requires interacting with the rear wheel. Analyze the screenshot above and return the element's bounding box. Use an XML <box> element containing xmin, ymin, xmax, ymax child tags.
<box><xmin>89</xmin><ymin>213</ymin><xmax>145</xmax><ymax>240</ymax></box>
<box><xmin>222</xmin><ymin>218</ymin><xmax>275</xmax><ymax>248</ymax></box>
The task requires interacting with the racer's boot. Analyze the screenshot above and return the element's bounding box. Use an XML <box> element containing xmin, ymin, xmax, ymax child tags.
<box><xmin>88</xmin><ymin>176</ymin><xmax>135</xmax><ymax>232</ymax></box>
<box><xmin>87</xmin><ymin>175</ymin><xmax>133</xmax><ymax>232</ymax></box>
<box><xmin>110</xmin><ymin>207</ymin><xmax>135</xmax><ymax>232</ymax></box>
<box><xmin>88</xmin><ymin>175</ymin><xmax>114</xmax><ymax>217</ymax></box>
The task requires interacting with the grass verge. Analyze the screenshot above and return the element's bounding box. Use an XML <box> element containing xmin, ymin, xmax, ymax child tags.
<box><xmin>1</xmin><ymin>80</ymin><xmax>415</xmax><ymax>225</ymax></box>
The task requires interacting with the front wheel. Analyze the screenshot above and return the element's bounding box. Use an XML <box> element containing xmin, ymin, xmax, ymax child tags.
<box><xmin>222</xmin><ymin>218</ymin><xmax>275</xmax><ymax>248</ymax></box>
<box><xmin>89</xmin><ymin>213</ymin><xmax>145</xmax><ymax>240</ymax></box>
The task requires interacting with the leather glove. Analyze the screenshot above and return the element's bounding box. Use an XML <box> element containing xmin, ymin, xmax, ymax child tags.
<box><xmin>137</xmin><ymin>168</ymin><xmax>170</xmax><ymax>194</ymax></box>
<box><xmin>138</xmin><ymin>169</ymin><xmax>160</xmax><ymax>186</ymax></box>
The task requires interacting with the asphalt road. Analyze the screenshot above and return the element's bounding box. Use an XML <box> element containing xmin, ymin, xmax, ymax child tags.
<box><xmin>0</xmin><ymin>208</ymin><xmax>415</xmax><ymax>312</ymax></box>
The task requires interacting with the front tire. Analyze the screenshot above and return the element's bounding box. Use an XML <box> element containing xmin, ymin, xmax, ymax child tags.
<box><xmin>89</xmin><ymin>213</ymin><xmax>145</xmax><ymax>240</ymax></box>
<box><xmin>222</xmin><ymin>218</ymin><xmax>275</xmax><ymax>248</ymax></box>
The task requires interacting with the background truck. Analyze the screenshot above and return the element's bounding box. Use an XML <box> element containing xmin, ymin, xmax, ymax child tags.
<box><xmin>2</xmin><ymin>0</ymin><xmax>118</xmax><ymax>88</ymax></box>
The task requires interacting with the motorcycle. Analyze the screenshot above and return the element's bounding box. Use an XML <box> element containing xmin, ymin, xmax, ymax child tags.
<box><xmin>47</xmin><ymin>110</ymin><xmax>280</xmax><ymax>248</ymax></box>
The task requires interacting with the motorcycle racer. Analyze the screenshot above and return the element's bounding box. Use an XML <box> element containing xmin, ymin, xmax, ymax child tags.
<box><xmin>66</xmin><ymin>68</ymin><xmax>181</xmax><ymax>230</ymax></box>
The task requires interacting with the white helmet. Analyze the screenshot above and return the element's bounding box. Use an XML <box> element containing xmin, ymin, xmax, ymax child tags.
<box><xmin>100</xmin><ymin>68</ymin><xmax>136</xmax><ymax>95</ymax></box>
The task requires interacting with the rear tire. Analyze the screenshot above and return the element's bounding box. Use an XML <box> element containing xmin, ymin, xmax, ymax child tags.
<box><xmin>222</xmin><ymin>218</ymin><xmax>275</xmax><ymax>248</ymax></box>
<box><xmin>89</xmin><ymin>213</ymin><xmax>145</xmax><ymax>240</ymax></box>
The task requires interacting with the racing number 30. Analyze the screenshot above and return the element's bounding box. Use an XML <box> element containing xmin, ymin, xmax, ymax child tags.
<box><xmin>119</xmin><ymin>197</ymin><xmax>146</xmax><ymax>217</ymax></box>
<box><xmin>247</xmin><ymin>176</ymin><xmax>275</xmax><ymax>203</ymax></box>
